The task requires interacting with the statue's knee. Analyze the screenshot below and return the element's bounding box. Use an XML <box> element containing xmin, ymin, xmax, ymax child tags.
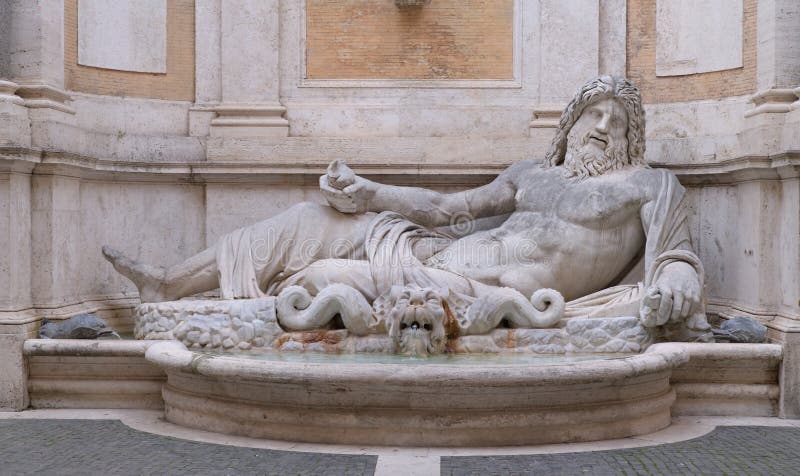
<box><xmin>290</xmin><ymin>201</ymin><xmax>328</xmax><ymax>217</ymax></box>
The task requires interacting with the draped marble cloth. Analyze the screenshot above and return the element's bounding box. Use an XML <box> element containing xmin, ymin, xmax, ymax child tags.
<box><xmin>214</xmin><ymin>169</ymin><xmax>703</xmax><ymax>320</ymax></box>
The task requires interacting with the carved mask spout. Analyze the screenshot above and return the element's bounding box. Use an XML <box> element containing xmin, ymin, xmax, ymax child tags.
<box><xmin>400</xmin><ymin>325</ymin><xmax>432</xmax><ymax>357</ymax></box>
<box><xmin>388</xmin><ymin>287</ymin><xmax>447</xmax><ymax>357</ymax></box>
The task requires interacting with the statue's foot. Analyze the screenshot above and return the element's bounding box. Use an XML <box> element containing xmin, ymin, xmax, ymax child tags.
<box><xmin>102</xmin><ymin>246</ymin><xmax>168</xmax><ymax>303</ymax></box>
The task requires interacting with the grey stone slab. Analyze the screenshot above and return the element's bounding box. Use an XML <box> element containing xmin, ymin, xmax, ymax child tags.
<box><xmin>442</xmin><ymin>426</ymin><xmax>800</xmax><ymax>475</ymax></box>
<box><xmin>0</xmin><ymin>420</ymin><xmax>376</xmax><ymax>476</ymax></box>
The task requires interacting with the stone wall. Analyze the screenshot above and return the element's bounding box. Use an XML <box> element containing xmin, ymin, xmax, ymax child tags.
<box><xmin>1</xmin><ymin>0</ymin><xmax>799</xmax><ymax>412</ymax></box>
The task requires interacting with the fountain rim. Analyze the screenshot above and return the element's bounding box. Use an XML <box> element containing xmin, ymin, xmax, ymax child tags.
<box><xmin>146</xmin><ymin>341</ymin><xmax>689</xmax><ymax>386</ymax></box>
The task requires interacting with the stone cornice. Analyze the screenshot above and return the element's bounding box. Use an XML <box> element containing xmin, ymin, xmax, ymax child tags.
<box><xmin>652</xmin><ymin>151</ymin><xmax>800</xmax><ymax>185</ymax></box>
<box><xmin>708</xmin><ymin>298</ymin><xmax>800</xmax><ymax>333</ymax></box>
<box><xmin>1</xmin><ymin>146</ymin><xmax>799</xmax><ymax>186</ymax></box>
<box><xmin>0</xmin><ymin>294</ymin><xmax>138</xmax><ymax>325</ymax></box>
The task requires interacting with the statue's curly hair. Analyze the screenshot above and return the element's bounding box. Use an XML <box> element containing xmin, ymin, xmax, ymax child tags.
<box><xmin>544</xmin><ymin>75</ymin><xmax>647</xmax><ymax>168</ymax></box>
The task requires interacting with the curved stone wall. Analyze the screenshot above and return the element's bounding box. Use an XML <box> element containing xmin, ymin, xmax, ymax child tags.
<box><xmin>147</xmin><ymin>341</ymin><xmax>688</xmax><ymax>446</ymax></box>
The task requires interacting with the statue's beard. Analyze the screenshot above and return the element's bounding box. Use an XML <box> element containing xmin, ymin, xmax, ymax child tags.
<box><xmin>563</xmin><ymin>130</ymin><xmax>629</xmax><ymax>180</ymax></box>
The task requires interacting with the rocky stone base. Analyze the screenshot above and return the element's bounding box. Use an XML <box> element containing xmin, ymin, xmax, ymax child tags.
<box><xmin>134</xmin><ymin>298</ymin><xmax>282</xmax><ymax>350</ymax></box>
<box><xmin>135</xmin><ymin>298</ymin><xmax>652</xmax><ymax>354</ymax></box>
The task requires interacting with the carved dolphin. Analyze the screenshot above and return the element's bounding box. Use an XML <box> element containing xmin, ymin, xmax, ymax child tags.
<box><xmin>39</xmin><ymin>314</ymin><xmax>120</xmax><ymax>339</ymax></box>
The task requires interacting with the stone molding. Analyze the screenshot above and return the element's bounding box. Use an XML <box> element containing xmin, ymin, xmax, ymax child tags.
<box><xmin>13</xmin><ymin>84</ymin><xmax>75</xmax><ymax>115</ymax></box>
<box><xmin>209</xmin><ymin>103</ymin><xmax>289</xmax><ymax>138</ymax></box>
<box><xmin>0</xmin><ymin>294</ymin><xmax>138</xmax><ymax>326</ymax></box>
<box><xmin>528</xmin><ymin>105</ymin><xmax>564</xmax><ymax>130</ymax></box>
<box><xmin>709</xmin><ymin>298</ymin><xmax>800</xmax><ymax>334</ymax></box>
<box><xmin>3</xmin><ymin>146</ymin><xmax>798</xmax><ymax>185</ymax></box>
<box><xmin>744</xmin><ymin>88</ymin><xmax>799</xmax><ymax>117</ymax></box>
<box><xmin>0</xmin><ymin>81</ymin><xmax>24</xmax><ymax>106</ymax></box>
<box><xmin>794</xmin><ymin>87</ymin><xmax>800</xmax><ymax>111</ymax></box>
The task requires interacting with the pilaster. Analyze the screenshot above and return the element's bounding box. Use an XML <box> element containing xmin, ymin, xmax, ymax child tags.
<box><xmin>4</xmin><ymin>0</ymin><xmax>73</xmax><ymax>115</ymax></box>
<box><xmin>190</xmin><ymin>0</ymin><xmax>222</xmax><ymax>138</ymax></box>
<box><xmin>30</xmin><ymin>173</ymin><xmax>82</xmax><ymax>310</ymax></box>
<box><xmin>0</xmin><ymin>159</ymin><xmax>34</xmax><ymax>411</ymax></box>
<box><xmin>747</xmin><ymin>0</ymin><xmax>800</xmax><ymax>117</ymax></box>
<box><xmin>209</xmin><ymin>0</ymin><xmax>288</xmax><ymax>139</ymax></box>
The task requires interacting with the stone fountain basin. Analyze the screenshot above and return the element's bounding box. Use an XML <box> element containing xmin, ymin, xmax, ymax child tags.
<box><xmin>145</xmin><ymin>342</ymin><xmax>689</xmax><ymax>447</ymax></box>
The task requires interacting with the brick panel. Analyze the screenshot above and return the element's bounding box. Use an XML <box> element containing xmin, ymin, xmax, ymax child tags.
<box><xmin>306</xmin><ymin>0</ymin><xmax>514</xmax><ymax>80</ymax></box>
<box><xmin>626</xmin><ymin>0</ymin><xmax>757</xmax><ymax>103</ymax></box>
<box><xmin>65</xmin><ymin>0</ymin><xmax>195</xmax><ymax>101</ymax></box>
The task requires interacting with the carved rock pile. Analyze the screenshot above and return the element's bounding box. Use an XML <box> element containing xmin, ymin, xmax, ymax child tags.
<box><xmin>135</xmin><ymin>298</ymin><xmax>282</xmax><ymax>350</ymax></box>
<box><xmin>135</xmin><ymin>295</ymin><xmax>653</xmax><ymax>355</ymax></box>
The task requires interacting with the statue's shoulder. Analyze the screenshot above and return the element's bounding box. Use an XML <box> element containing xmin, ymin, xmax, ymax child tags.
<box><xmin>500</xmin><ymin>158</ymin><xmax>544</xmax><ymax>181</ymax></box>
<box><xmin>629</xmin><ymin>166</ymin><xmax>684</xmax><ymax>201</ymax></box>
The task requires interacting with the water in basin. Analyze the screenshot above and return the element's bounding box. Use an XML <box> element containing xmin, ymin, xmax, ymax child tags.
<box><xmin>196</xmin><ymin>349</ymin><xmax>634</xmax><ymax>365</ymax></box>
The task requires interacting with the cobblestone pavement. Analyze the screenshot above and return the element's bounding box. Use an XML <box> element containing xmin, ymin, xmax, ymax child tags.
<box><xmin>2</xmin><ymin>420</ymin><xmax>799</xmax><ymax>475</ymax></box>
<box><xmin>442</xmin><ymin>426</ymin><xmax>800</xmax><ymax>476</ymax></box>
<box><xmin>0</xmin><ymin>420</ymin><xmax>377</xmax><ymax>476</ymax></box>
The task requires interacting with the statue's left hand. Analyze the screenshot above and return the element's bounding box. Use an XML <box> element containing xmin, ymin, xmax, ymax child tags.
<box><xmin>648</xmin><ymin>261</ymin><xmax>702</xmax><ymax>325</ymax></box>
<box><xmin>319</xmin><ymin>159</ymin><xmax>374</xmax><ymax>214</ymax></box>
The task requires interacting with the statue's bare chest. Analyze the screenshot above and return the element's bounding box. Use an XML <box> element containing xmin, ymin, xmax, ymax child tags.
<box><xmin>513</xmin><ymin>168</ymin><xmax>645</xmax><ymax>229</ymax></box>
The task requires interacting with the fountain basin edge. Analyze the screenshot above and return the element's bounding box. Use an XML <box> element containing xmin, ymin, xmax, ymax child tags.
<box><xmin>145</xmin><ymin>342</ymin><xmax>689</xmax><ymax>446</ymax></box>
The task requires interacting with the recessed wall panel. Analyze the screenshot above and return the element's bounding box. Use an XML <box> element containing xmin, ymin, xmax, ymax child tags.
<box><xmin>306</xmin><ymin>0</ymin><xmax>514</xmax><ymax>80</ymax></box>
<box><xmin>78</xmin><ymin>0</ymin><xmax>167</xmax><ymax>73</ymax></box>
<box><xmin>656</xmin><ymin>0</ymin><xmax>743</xmax><ymax>76</ymax></box>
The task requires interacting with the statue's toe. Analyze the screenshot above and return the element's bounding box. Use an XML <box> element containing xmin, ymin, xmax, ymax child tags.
<box><xmin>101</xmin><ymin>245</ymin><xmax>121</xmax><ymax>262</ymax></box>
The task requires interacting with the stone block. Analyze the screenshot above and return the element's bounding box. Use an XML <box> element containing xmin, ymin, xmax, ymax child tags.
<box><xmin>768</xmin><ymin>328</ymin><xmax>800</xmax><ymax>419</ymax></box>
<box><xmin>0</xmin><ymin>321</ymin><xmax>38</xmax><ymax>411</ymax></box>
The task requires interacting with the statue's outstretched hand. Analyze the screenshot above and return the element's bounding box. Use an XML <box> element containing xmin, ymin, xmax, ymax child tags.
<box><xmin>640</xmin><ymin>261</ymin><xmax>701</xmax><ymax>327</ymax></box>
<box><xmin>320</xmin><ymin>159</ymin><xmax>374</xmax><ymax>214</ymax></box>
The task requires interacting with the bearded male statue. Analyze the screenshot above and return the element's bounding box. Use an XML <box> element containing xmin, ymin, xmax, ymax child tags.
<box><xmin>104</xmin><ymin>76</ymin><xmax>712</xmax><ymax>342</ymax></box>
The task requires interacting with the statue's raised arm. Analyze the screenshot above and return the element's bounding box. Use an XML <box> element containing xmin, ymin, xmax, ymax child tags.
<box><xmin>319</xmin><ymin>159</ymin><xmax>517</xmax><ymax>227</ymax></box>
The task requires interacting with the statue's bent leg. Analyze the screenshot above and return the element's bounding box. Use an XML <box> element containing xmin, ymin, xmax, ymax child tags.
<box><xmin>103</xmin><ymin>202</ymin><xmax>372</xmax><ymax>303</ymax></box>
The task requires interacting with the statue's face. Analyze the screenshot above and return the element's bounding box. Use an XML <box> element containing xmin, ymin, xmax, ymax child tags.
<box><xmin>564</xmin><ymin>98</ymin><xmax>630</xmax><ymax>178</ymax></box>
<box><xmin>571</xmin><ymin>98</ymin><xmax>628</xmax><ymax>155</ymax></box>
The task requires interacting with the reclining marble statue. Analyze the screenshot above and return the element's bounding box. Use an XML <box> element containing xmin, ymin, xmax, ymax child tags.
<box><xmin>104</xmin><ymin>75</ymin><xmax>713</xmax><ymax>352</ymax></box>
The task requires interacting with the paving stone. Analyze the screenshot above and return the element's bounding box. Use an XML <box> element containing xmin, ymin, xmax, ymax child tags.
<box><xmin>0</xmin><ymin>420</ymin><xmax>376</xmax><ymax>476</ymax></box>
<box><xmin>442</xmin><ymin>426</ymin><xmax>800</xmax><ymax>476</ymax></box>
